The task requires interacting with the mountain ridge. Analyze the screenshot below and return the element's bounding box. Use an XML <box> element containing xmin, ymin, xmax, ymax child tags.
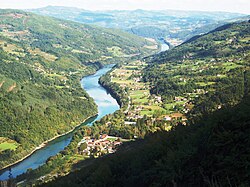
<box><xmin>28</xmin><ymin>6</ymin><xmax>247</xmax><ymax>44</ymax></box>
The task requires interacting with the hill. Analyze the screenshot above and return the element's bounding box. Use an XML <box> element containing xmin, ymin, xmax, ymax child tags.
<box><xmin>29</xmin><ymin>6</ymin><xmax>246</xmax><ymax>44</ymax></box>
<box><xmin>38</xmin><ymin>21</ymin><xmax>250</xmax><ymax>187</ymax></box>
<box><xmin>143</xmin><ymin>21</ymin><xmax>250</xmax><ymax>117</ymax></box>
<box><xmin>0</xmin><ymin>9</ymin><xmax>153</xmax><ymax>69</ymax></box>
<box><xmin>0</xmin><ymin>9</ymin><xmax>155</xmax><ymax>169</ymax></box>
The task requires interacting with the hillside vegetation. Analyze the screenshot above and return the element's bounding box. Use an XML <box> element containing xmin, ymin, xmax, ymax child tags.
<box><xmin>0</xmin><ymin>9</ymin><xmax>154</xmax><ymax>169</ymax></box>
<box><xmin>144</xmin><ymin>21</ymin><xmax>250</xmax><ymax>118</ymax></box>
<box><xmin>41</xmin><ymin>96</ymin><xmax>250</xmax><ymax>187</ymax></box>
<box><xmin>40</xmin><ymin>21</ymin><xmax>250</xmax><ymax>187</ymax></box>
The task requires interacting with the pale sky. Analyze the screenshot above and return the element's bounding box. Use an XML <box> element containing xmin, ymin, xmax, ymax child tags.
<box><xmin>0</xmin><ymin>0</ymin><xmax>250</xmax><ymax>14</ymax></box>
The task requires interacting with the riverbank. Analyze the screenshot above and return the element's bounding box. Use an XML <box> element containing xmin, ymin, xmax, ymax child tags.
<box><xmin>0</xmin><ymin>113</ymin><xmax>97</xmax><ymax>172</ymax></box>
<box><xmin>0</xmin><ymin>65</ymin><xmax>103</xmax><ymax>174</ymax></box>
<box><xmin>158</xmin><ymin>39</ymin><xmax>170</xmax><ymax>52</ymax></box>
<box><xmin>99</xmin><ymin>39</ymin><xmax>169</xmax><ymax>113</ymax></box>
<box><xmin>98</xmin><ymin>68</ymin><xmax>129</xmax><ymax>110</ymax></box>
<box><xmin>0</xmin><ymin>64</ymin><xmax>120</xmax><ymax>181</ymax></box>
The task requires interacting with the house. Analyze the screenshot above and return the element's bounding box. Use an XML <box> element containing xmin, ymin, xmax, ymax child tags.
<box><xmin>174</xmin><ymin>97</ymin><xmax>182</xmax><ymax>101</ymax></box>
<box><xmin>164</xmin><ymin>116</ymin><xmax>172</xmax><ymax>121</ymax></box>
<box><xmin>171</xmin><ymin>113</ymin><xmax>183</xmax><ymax>118</ymax></box>
<box><xmin>124</xmin><ymin>121</ymin><xmax>137</xmax><ymax>125</ymax></box>
<box><xmin>100</xmin><ymin>134</ymin><xmax>108</xmax><ymax>139</ymax></box>
<box><xmin>155</xmin><ymin>96</ymin><xmax>162</xmax><ymax>103</ymax></box>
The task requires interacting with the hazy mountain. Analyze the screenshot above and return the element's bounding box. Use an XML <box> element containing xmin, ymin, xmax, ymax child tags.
<box><xmin>29</xmin><ymin>6</ymin><xmax>247</xmax><ymax>44</ymax></box>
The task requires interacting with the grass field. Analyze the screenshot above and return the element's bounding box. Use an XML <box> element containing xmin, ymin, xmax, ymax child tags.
<box><xmin>130</xmin><ymin>90</ymin><xmax>149</xmax><ymax>97</ymax></box>
<box><xmin>107</xmin><ymin>46</ymin><xmax>125</xmax><ymax>57</ymax></box>
<box><xmin>112</xmin><ymin>79</ymin><xmax>133</xmax><ymax>84</ymax></box>
<box><xmin>196</xmin><ymin>82</ymin><xmax>215</xmax><ymax>87</ymax></box>
<box><xmin>0</xmin><ymin>142</ymin><xmax>18</xmax><ymax>152</ymax></box>
<box><xmin>107</xmin><ymin>137</ymin><xmax>117</xmax><ymax>142</ymax></box>
<box><xmin>30</xmin><ymin>48</ymin><xmax>58</xmax><ymax>61</ymax></box>
<box><xmin>222</xmin><ymin>62</ymin><xmax>242</xmax><ymax>71</ymax></box>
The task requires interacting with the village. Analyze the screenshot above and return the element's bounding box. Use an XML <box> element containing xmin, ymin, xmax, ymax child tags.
<box><xmin>77</xmin><ymin>134</ymin><xmax>124</xmax><ymax>157</ymax></box>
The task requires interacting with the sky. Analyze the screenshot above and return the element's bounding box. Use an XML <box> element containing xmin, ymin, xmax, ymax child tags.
<box><xmin>0</xmin><ymin>0</ymin><xmax>250</xmax><ymax>14</ymax></box>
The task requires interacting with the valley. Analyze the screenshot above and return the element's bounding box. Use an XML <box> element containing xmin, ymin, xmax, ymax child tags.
<box><xmin>0</xmin><ymin>65</ymin><xmax>119</xmax><ymax>181</ymax></box>
<box><xmin>9</xmin><ymin>20</ymin><xmax>249</xmax><ymax>186</ymax></box>
<box><xmin>29</xmin><ymin>20</ymin><xmax>250</xmax><ymax>187</ymax></box>
<box><xmin>0</xmin><ymin>9</ymin><xmax>155</xmax><ymax>173</ymax></box>
<box><xmin>0</xmin><ymin>4</ymin><xmax>249</xmax><ymax>187</ymax></box>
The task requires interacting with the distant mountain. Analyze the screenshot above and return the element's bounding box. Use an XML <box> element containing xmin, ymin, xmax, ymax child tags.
<box><xmin>0</xmin><ymin>9</ymin><xmax>154</xmax><ymax>169</ymax></box>
<box><xmin>40</xmin><ymin>21</ymin><xmax>250</xmax><ymax>187</ymax></box>
<box><xmin>181</xmin><ymin>15</ymin><xmax>250</xmax><ymax>42</ymax></box>
<box><xmin>29</xmin><ymin>6</ymin><xmax>247</xmax><ymax>44</ymax></box>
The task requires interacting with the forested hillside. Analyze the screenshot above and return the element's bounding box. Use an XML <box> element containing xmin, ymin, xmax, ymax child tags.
<box><xmin>40</xmin><ymin>21</ymin><xmax>250</xmax><ymax>187</ymax></box>
<box><xmin>0</xmin><ymin>9</ymin><xmax>154</xmax><ymax>169</ymax></box>
<box><xmin>0</xmin><ymin>9</ymin><xmax>153</xmax><ymax>69</ymax></box>
<box><xmin>143</xmin><ymin>21</ymin><xmax>250</xmax><ymax>118</ymax></box>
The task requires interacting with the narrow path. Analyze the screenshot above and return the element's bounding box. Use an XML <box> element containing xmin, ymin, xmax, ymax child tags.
<box><xmin>124</xmin><ymin>95</ymin><xmax>131</xmax><ymax>113</ymax></box>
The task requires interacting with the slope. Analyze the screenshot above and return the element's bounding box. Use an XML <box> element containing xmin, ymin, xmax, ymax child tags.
<box><xmin>39</xmin><ymin>21</ymin><xmax>250</xmax><ymax>187</ymax></box>
<box><xmin>143</xmin><ymin>21</ymin><xmax>250</xmax><ymax>117</ymax></box>
<box><xmin>0</xmin><ymin>9</ymin><xmax>155</xmax><ymax>169</ymax></box>
<box><xmin>41</xmin><ymin>95</ymin><xmax>250</xmax><ymax>187</ymax></box>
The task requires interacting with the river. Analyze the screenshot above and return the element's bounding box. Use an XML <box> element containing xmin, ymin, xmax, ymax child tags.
<box><xmin>159</xmin><ymin>39</ymin><xmax>170</xmax><ymax>52</ymax></box>
<box><xmin>0</xmin><ymin>64</ymin><xmax>120</xmax><ymax>180</ymax></box>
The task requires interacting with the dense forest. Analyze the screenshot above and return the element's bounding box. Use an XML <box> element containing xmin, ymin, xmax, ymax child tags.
<box><xmin>0</xmin><ymin>49</ymin><xmax>97</xmax><ymax>168</ymax></box>
<box><xmin>38</xmin><ymin>21</ymin><xmax>250</xmax><ymax>187</ymax></box>
<box><xmin>0</xmin><ymin>9</ymin><xmax>154</xmax><ymax>169</ymax></box>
